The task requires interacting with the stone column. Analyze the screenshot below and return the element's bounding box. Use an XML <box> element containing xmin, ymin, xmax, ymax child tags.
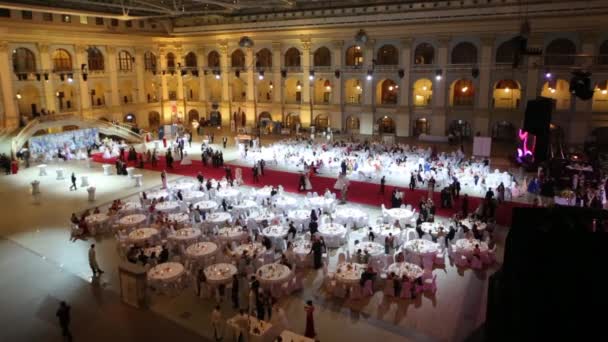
<box><xmin>106</xmin><ymin>47</ymin><xmax>121</xmax><ymax>110</ymax></box>
<box><xmin>197</xmin><ymin>47</ymin><xmax>207</xmax><ymax>101</ymax></box>
<box><xmin>363</xmin><ymin>40</ymin><xmax>375</xmax><ymax>106</ymax></box>
<box><xmin>158</xmin><ymin>47</ymin><xmax>169</xmax><ymax>100</ymax></box>
<box><xmin>0</xmin><ymin>41</ymin><xmax>18</xmax><ymax>128</ymax></box>
<box><xmin>219</xmin><ymin>43</ymin><xmax>230</xmax><ymax>102</ymax></box>
<box><xmin>568</xmin><ymin>32</ymin><xmax>596</xmax><ymax>144</ymax></box>
<box><xmin>332</xmin><ymin>40</ymin><xmax>343</xmax><ymax>106</ymax></box>
<box><xmin>525</xmin><ymin>34</ymin><xmax>543</xmax><ymax>101</ymax></box>
<box><xmin>301</xmin><ymin>39</ymin><xmax>312</xmax><ymax>127</ymax></box>
<box><xmin>175</xmin><ymin>48</ymin><xmax>184</xmax><ymax>100</ymax></box>
<box><xmin>474</xmin><ymin>35</ymin><xmax>494</xmax><ymax>136</ymax></box>
<box><xmin>38</xmin><ymin>43</ymin><xmax>56</xmax><ymax>112</ymax></box>
<box><xmin>135</xmin><ymin>47</ymin><xmax>146</xmax><ymax>104</ymax></box>
<box><xmin>272</xmin><ymin>42</ymin><xmax>282</xmax><ymax>104</ymax></box>
<box><xmin>245</xmin><ymin>47</ymin><xmax>256</xmax><ymax>125</ymax></box>
<box><xmin>75</xmin><ymin>44</ymin><xmax>91</xmax><ymax>113</ymax></box>
<box><xmin>396</xmin><ymin>38</ymin><xmax>412</xmax><ymax>137</ymax></box>
<box><xmin>432</xmin><ymin>36</ymin><xmax>450</xmax><ymax>136</ymax></box>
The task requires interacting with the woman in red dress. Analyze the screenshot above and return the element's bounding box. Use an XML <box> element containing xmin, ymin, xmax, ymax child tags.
<box><xmin>304</xmin><ymin>300</ymin><xmax>316</xmax><ymax>338</ymax></box>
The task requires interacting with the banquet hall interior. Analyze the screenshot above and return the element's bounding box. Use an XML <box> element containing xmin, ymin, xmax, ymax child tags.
<box><xmin>1</xmin><ymin>1</ymin><xmax>608</xmax><ymax>341</ymax></box>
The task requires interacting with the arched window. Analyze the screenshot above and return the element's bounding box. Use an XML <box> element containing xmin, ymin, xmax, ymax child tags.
<box><xmin>545</xmin><ymin>38</ymin><xmax>576</xmax><ymax>66</ymax></box>
<box><xmin>346</xmin><ymin>116</ymin><xmax>360</xmax><ymax>131</ymax></box>
<box><xmin>495</xmin><ymin>41</ymin><xmax>515</xmax><ymax>64</ymax></box>
<box><xmin>208</xmin><ymin>51</ymin><xmax>220</xmax><ymax>68</ymax></box>
<box><xmin>12</xmin><ymin>47</ymin><xmax>36</xmax><ymax>73</ymax></box>
<box><xmin>345</xmin><ymin>45</ymin><xmax>363</xmax><ymax>67</ymax></box>
<box><xmin>313</xmin><ymin>47</ymin><xmax>331</xmax><ymax>67</ymax></box>
<box><xmin>256</xmin><ymin>48</ymin><xmax>272</xmax><ymax>68</ymax></box>
<box><xmin>144</xmin><ymin>52</ymin><xmax>157</xmax><ymax>72</ymax></box>
<box><xmin>378</xmin><ymin>79</ymin><xmax>398</xmax><ymax>104</ymax></box>
<box><xmin>413</xmin><ymin>78</ymin><xmax>432</xmax><ymax>107</ymax></box>
<box><xmin>118</xmin><ymin>50</ymin><xmax>133</xmax><ymax>71</ymax></box>
<box><xmin>493</xmin><ymin>79</ymin><xmax>521</xmax><ymax>109</ymax></box>
<box><xmin>314</xmin><ymin>114</ymin><xmax>329</xmax><ymax>130</ymax></box>
<box><xmin>377</xmin><ymin>45</ymin><xmax>398</xmax><ymax>65</ymax></box>
<box><xmin>414</xmin><ymin>43</ymin><xmax>434</xmax><ymax>65</ymax></box>
<box><xmin>451</xmin><ymin>42</ymin><xmax>478</xmax><ymax>64</ymax></box>
<box><xmin>599</xmin><ymin>41</ymin><xmax>608</xmax><ymax>65</ymax></box>
<box><xmin>284</xmin><ymin>48</ymin><xmax>301</xmax><ymax>67</ymax></box>
<box><xmin>52</xmin><ymin>49</ymin><xmax>72</xmax><ymax>72</ymax></box>
<box><xmin>231</xmin><ymin>49</ymin><xmax>245</xmax><ymax>68</ymax></box>
<box><xmin>87</xmin><ymin>47</ymin><xmax>104</xmax><ymax>71</ymax></box>
<box><xmin>378</xmin><ymin>116</ymin><xmax>395</xmax><ymax>134</ymax></box>
<box><xmin>166</xmin><ymin>52</ymin><xmax>176</xmax><ymax>69</ymax></box>
<box><xmin>185</xmin><ymin>52</ymin><xmax>197</xmax><ymax>68</ymax></box>
<box><xmin>451</xmin><ymin>79</ymin><xmax>475</xmax><ymax>106</ymax></box>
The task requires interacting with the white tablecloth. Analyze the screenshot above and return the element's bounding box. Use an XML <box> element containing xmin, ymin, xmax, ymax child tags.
<box><xmin>318</xmin><ymin>223</ymin><xmax>346</xmax><ymax>248</ymax></box>
<box><xmin>119</xmin><ymin>202</ymin><xmax>142</xmax><ymax>214</ymax></box>
<box><xmin>216</xmin><ymin>188</ymin><xmax>240</xmax><ymax>202</ymax></box>
<box><xmin>148</xmin><ymin>262</ymin><xmax>185</xmax><ymax>283</ymax></box>
<box><xmin>262</xmin><ymin>225</ymin><xmax>288</xmax><ymax>239</ymax></box>
<box><xmin>205</xmin><ymin>263</ymin><xmax>237</xmax><ymax>285</ymax></box>
<box><xmin>232</xmin><ymin>199</ymin><xmax>258</xmax><ymax>212</ymax></box>
<box><xmin>386</xmin><ymin>262</ymin><xmax>424</xmax><ymax>280</ymax></box>
<box><xmin>335</xmin><ymin>262</ymin><xmax>364</xmax><ymax>285</ymax></box>
<box><xmin>168</xmin><ymin>212</ymin><xmax>190</xmax><ymax>225</ymax></box>
<box><xmin>274</xmin><ymin>196</ymin><xmax>298</xmax><ymax>210</ymax></box>
<box><xmin>255</xmin><ymin>187</ymin><xmax>274</xmax><ymax>201</ymax></box>
<box><xmin>385</xmin><ymin>207</ymin><xmax>415</xmax><ymax>225</ymax></box>
<box><xmin>185</xmin><ymin>241</ymin><xmax>218</xmax><ymax>260</ymax></box>
<box><xmin>287</xmin><ymin>210</ymin><xmax>310</xmax><ymax>226</ymax></box>
<box><xmin>460</xmin><ymin>219</ymin><xmax>487</xmax><ymax>231</ymax></box>
<box><xmin>168</xmin><ymin>227</ymin><xmax>201</xmax><ymax>243</ymax></box>
<box><xmin>156</xmin><ymin>201</ymin><xmax>181</xmax><ymax>213</ymax></box>
<box><xmin>147</xmin><ymin>190</ymin><xmax>169</xmax><ymax>200</ymax></box>
<box><xmin>280</xmin><ymin>330</ymin><xmax>314</xmax><ymax>342</ymax></box>
<box><xmin>181</xmin><ymin>191</ymin><xmax>206</xmax><ymax>203</ymax></box>
<box><xmin>118</xmin><ymin>214</ymin><xmax>147</xmax><ymax>228</ymax></box>
<box><xmin>334</xmin><ymin>207</ymin><xmax>368</xmax><ymax>228</ymax></box>
<box><xmin>226</xmin><ymin>314</ymin><xmax>273</xmax><ymax>342</ymax></box>
<box><xmin>207</xmin><ymin>212</ymin><xmax>232</xmax><ymax>225</ymax></box>
<box><xmin>128</xmin><ymin>227</ymin><xmax>159</xmax><ymax>244</ymax></box>
<box><xmin>307</xmin><ymin>196</ymin><xmax>336</xmax><ymax>212</ymax></box>
<box><xmin>403</xmin><ymin>239</ymin><xmax>439</xmax><ymax>257</ymax></box>
<box><xmin>171</xmin><ymin>182</ymin><xmax>197</xmax><ymax>191</ymax></box>
<box><xmin>370</xmin><ymin>224</ymin><xmax>402</xmax><ymax>245</ymax></box>
<box><xmin>256</xmin><ymin>263</ymin><xmax>292</xmax><ymax>287</ymax></box>
<box><xmin>420</xmin><ymin>222</ymin><xmax>445</xmax><ymax>235</ymax></box>
<box><xmin>454</xmin><ymin>238</ymin><xmax>488</xmax><ymax>255</ymax></box>
<box><xmin>217</xmin><ymin>226</ymin><xmax>247</xmax><ymax>242</ymax></box>
<box><xmin>194</xmin><ymin>200</ymin><xmax>218</xmax><ymax>212</ymax></box>
<box><xmin>233</xmin><ymin>242</ymin><xmax>266</xmax><ymax>257</ymax></box>
<box><xmin>85</xmin><ymin>213</ymin><xmax>109</xmax><ymax>225</ymax></box>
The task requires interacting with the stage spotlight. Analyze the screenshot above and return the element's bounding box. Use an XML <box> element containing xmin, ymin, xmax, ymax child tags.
<box><xmin>259</xmin><ymin>70</ymin><xmax>264</xmax><ymax>80</ymax></box>
<box><xmin>570</xmin><ymin>70</ymin><xmax>594</xmax><ymax>100</ymax></box>
<box><xmin>214</xmin><ymin>70</ymin><xmax>221</xmax><ymax>79</ymax></box>
<box><xmin>334</xmin><ymin>70</ymin><xmax>340</xmax><ymax>79</ymax></box>
<box><xmin>67</xmin><ymin>74</ymin><xmax>73</xmax><ymax>82</ymax></box>
<box><xmin>16</xmin><ymin>93</ymin><xmax>22</xmax><ymax>100</ymax></box>
<box><xmin>435</xmin><ymin>69</ymin><xmax>443</xmax><ymax>81</ymax></box>
<box><xmin>309</xmin><ymin>70</ymin><xmax>315</xmax><ymax>80</ymax></box>
<box><xmin>366</xmin><ymin>70</ymin><xmax>373</xmax><ymax>81</ymax></box>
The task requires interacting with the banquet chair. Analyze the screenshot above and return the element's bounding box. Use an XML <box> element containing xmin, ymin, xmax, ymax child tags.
<box><xmin>363</xmin><ymin>280</ymin><xmax>374</xmax><ymax>296</ymax></box>
<box><xmin>434</xmin><ymin>251</ymin><xmax>445</xmax><ymax>267</ymax></box>
<box><xmin>470</xmin><ymin>256</ymin><xmax>483</xmax><ymax>270</ymax></box>
<box><xmin>406</xmin><ymin>205</ymin><xmax>412</xmax><ymax>211</ymax></box>
<box><xmin>400</xmin><ymin>281</ymin><xmax>412</xmax><ymax>299</ymax></box>
<box><xmin>436</xmin><ymin>236</ymin><xmax>446</xmax><ymax>251</ymax></box>
<box><xmin>405</xmin><ymin>229</ymin><xmax>418</xmax><ymax>242</ymax></box>
<box><xmin>421</xmin><ymin>234</ymin><xmax>433</xmax><ymax>242</ymax></box>
<box><xmin>400</xmin><ymin>204</ymin><xmax>406</xmax><ymax>209</ymax></box>
<box><xmin>383</xmin><ymin>280</ymin><xmax>395</xmax><ymax>297</ymax></box>
<box><xmin>454</xmin><ymin>253</ymin><xmax>469</xmax><ymax>268</ymax></box>
<box><xmin>306</xmin><ymin>192</ymin><xmax>313</xmax><ymax>198</ymax></box>
<box><xmin>422</xmin><ymin>255</ymin><xmax>435</xmax><ymax>270</ymax></box>
<box><xmin>350</xmin><ymin>285</ymin><xmax>363</xmax><ymax>300</ymax></box>
<box><xmin>338</xmin><ymin>252</ymin><xmax>347</xmax><ymax>264</ymax></box>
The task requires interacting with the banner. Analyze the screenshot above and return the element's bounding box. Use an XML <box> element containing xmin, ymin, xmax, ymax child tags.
<box><xmin>28</xmin><ymin>128</ymin><xmax>99</xmax><ymax>155</ymax></box>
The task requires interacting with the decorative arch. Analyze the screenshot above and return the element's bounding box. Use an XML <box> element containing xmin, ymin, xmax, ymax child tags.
<box><xmin>52</xmin><ymin>49</ymin><xmax>72</xmax><ymax>72</ymax></box>
<box><xmin>144</xmin><ymin>51</ymin><xmax>157</xmax><ymax>72</ymax></box>
<box><xmin>16</xmin><ymin>85</ymin><xmax>41</xmax><ymax>117</ymax></box>
<box><xmin>413</xmin><ymin>78</ymin><xmax>432</xmax><ymax>106</ymax></box>
<box><xmin>451</xmin><ymin>42</ymin><xmax>478</xmax><ymax>64</ymax></box>
<box><xmin>185</xmin><ymin>52</ymin><xmax>197</xmax><ymax>68</ymax></box>
<box><xmin>414</xmin><ymin>43</ymin><xmax>434</xmax><ymax>65</ymax></box>
<box><xmin>257</xmin><ymin>79</ymin><xmax>273</xmax><ymax>103</ymax></box>
<box><xmin>593</xmin><ymin>80</ymin><xmax>608</xmax><ymax>112</ymax></box>
<box><xmin>495</xmin><ymin>40</ymin><xmax>515</xmax><ymax>64</ymax></box>
<box><xmin>378</xmin><ymin>116</ymin><xmax>395</xmax><ymax>134</ymax></box>
<box><xmin>232</xmin><ymin>78</ymin><xmax>246</xmax><ymax>101</ymax></box>
<box><xmin>345</xmin><ymin>45</ymin><xmax>363</xmax><ymax>67</ymax></box>
<box><xmin>284</xmin><ymin>77</ymin><xmax>302</xmax><ymax>103</ymax></box>
<box><xmin>285</xmin><ymin>112</ymin><xmax>300</xmax><ymax>130</ymax></box>
<box><xmin>545</xmin><ymin>38</ymin><xmax>576</xmax><ymax>66</ymax></box>
<box><xmin>345</xmin><ymin>78</ymin><xmax>362</xmax><ymax>104</ymax></box>
<box><xmin>166</xmin><ymin>52</ymin><xmax>176</xmax><ymax>69</ymax></box>
<box><xmin>118</xmin><ymin>50</ymin><xmax>133</xmax><ymax>71</ymax></box>
<box><xmin>314</xmin><ymin>114</ymin><xmax>330</xmax><ymax>130</ymax></box>
<box><xmin>12</xmin><ymin>47</ymin><xmax>36</xmax><ymax>73</ymax></box>
<box><xmin>376</xmin><ymin>44</ymin><xmax>398</xmax><ymax>65</ymax></box>
<box><xmin>449</xmin><ymin>120</ymin><xmax>471</xmax><ymax>138</ymax></box>
<box><xmin>148</xmin><ymin>111</ymin><xmax>161</xmax><ymax>129</ymax></box>
<box><xmin>377</xmin><ymin>79</ymin><xmax>398</xmax><ymax>104</ymax></box>
<box><xmin>345</xmin><ymin>116</ymin><xmax>360</xmax><ymax>132</ymax></box>
<box><xmin>284</xmin><ymin>47</ymin><xmax>301</xmax><ymax>67</ymax></box>
<box><xmin>256</xmin><ymin>48</ymin><xmax>272</xmax><ymax>68</ymax></box>
<box><xmin>313</xmin><ymin>47</ymin><xmax>331</xmax><ymax>67</ymax></box>
<box><xmin>541</xmin><ymin>79</ymin><xmax>571</xmax><ymax>110</ymax></box>
<box><xmin>86</xmin><ymin>47</ymin><xmax>104</xmax><ymax>71</ymax></box>
<box><xmin>413</xmin><ymin>118</ymin><xmax>430</xmax><ymax>136</ymax></box>
<box><xmin>313</xmin><ymin>78</ymin><xmax>332</xmax><ymax>104</ymax></box>
<box><xmin>207</xmin><ymin>50</ymin><xmax>220</xmax><ymax>68</ymax></box>
<box><xmin>231</xmin><ymin>49</ymin><xmax>245</xmax><ymax>68</ymax></box>
<box><xmin>493</xmin><ymin>79</ymin><xmax>521</xmax><ymax>109</ymax></box>
<box><xmin>55</xmin><ymin>83</ymin><xmax>77</xmax><ymax>111</ymax></box>
<box><xmin>450</xmin><ymin>79</ymin><xmax>475</xmax><ymax>106</ymax></box>
<box><xmin>258</xmin><ymin>111</ymin><xmax>272</xmax><ymax>122</ymax></box>
<box><xmin>188</xmin><ymin>109</ymin><xmax>199</xmax><ymax>123</ymax></box>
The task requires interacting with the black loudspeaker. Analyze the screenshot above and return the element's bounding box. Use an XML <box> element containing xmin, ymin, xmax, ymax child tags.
<box><xmin>523</xmin><ymin>98</ymin><xmax>552</xmax><ymax>136</ymax></box>
<box><xmin>281</xmin><ymin>69</ymin><xmax>287</xmax><ymax>78</ymax></box>
<box><xmin>471</xmin><ymin>67</ymin><xmax>479</xmax><ymax>78</ymax></box>
<box><xmin>398</xmin><ymin>69</ymin><xmax>405</xmax><ymax>78</ymax></box>
<box><xmin>334</xmin><ymin>70</ymin><xmax>340</xmax><ymax>79</ymax></box>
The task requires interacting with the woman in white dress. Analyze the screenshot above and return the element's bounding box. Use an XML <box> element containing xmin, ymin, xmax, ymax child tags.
<box><xmin>304</xmin><ymin>169</ymin><xmax>313</xmax><ymax>190</ymax></box>
<box><xmin>161</xmin><ymin>170</ymin><xmax>168</xmax><ymax>189</ymax></box>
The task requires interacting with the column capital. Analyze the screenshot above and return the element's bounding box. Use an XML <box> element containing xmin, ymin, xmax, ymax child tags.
<box><xmin>271</xmin><ymin>42</ymin><xmax>281</xmax><ymax>51</ymax></box>
<box><xmin>219</xmin><ymin>41</ymin><xmax>228</xmax><ymax>54</ymax></box>
<box><xmin>301</xmin><ymin>38</ymin><xmax>312</xmax><ymax>51</ymax></box>
<box><xmin>364</xmin><ymin>39</ymin><xmax>376</xmax><ymax>49</ymax></box>
<box><xmin>75</xmin><ymin>44</ymin><xmax>87</xmax><ymax>55</ymax></box>
<box><xmin>332</xmin><ymin>40</ymin><xmax>344</xmax><ymax>49</ymax></box>
<box><xmin>400</xmin><ymin>38</ymin><xmax>413</xmax><ymax>49</ymax></box>
<box><xmin>106</xmin><ymin>46</ymin><xmax>116</xmax><ymax>54</ymax></box>
<box><xmin>196</xmin><ymin>47</ymin><xmax>206</xmax><ymax>56</ymax></box>
<box><xmin>581</xmin><ymin>31</ymin><xmax>599</xmax><ymax>45</ymax></box>
<box><xmin>437</xmin><ymin>36</ymin><xmax>451</xmax><ymax>48</ymax></box>
<box><xmin>0</xmin><ymin>41</ymin><xmax>9</xmax><ymax>54</ymax></box>
<box><xmin>37</xmin><ymin>43</ymin><xmax>50</xmax><ymax>53</ymax></box>
<box><xmin>480</xmin><ymin>35</ymin><xmax>496</xmax><ymax>46</ymax></box>
<box><xmin>135</xmin><ymin>46</ymin><xmax>147</xmax><ymax>54</ymax></box>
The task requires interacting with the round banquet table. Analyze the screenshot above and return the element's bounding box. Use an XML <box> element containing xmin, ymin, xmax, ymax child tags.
<box><xmin>181</xmin><ymin>191</ymin><xmax>206</xmax><ymax>203</ymax></box>
<box><xmin>334</xmin><ymin>207</ymin><xmax>368</xmax><ymax>228</ymax></box>
<box><xmin>155</xmin><ymin>201</ymin><xmax>181</xmax><ymax>213</ymax></box>
<box><xmin>148</xmin><ymin>262</ymin><xmax>185</xmax><ymax>283</ymax></box>
<box><xmin>193</xmin><ymin>200</ymin><xmax>218</xmax><ymax>212</ymax></box>
<box><xmin>251</xmin><ymin>212</ymin><xmax>277</xmax><ymax>224</ymax></box>
<box><xmin>274</xmin><ymin>196</ymin><xmax>298</xmax><ymax>210</ymax></box>
<box><xmin>460</xmin><ymin>219</ymin><xmax>487</xmax><ymax>231</ymax></box>
<box><xmin>420</xmin><ymin>222</ymin><xmax>446</xmax><ymax>235</ymax></box>
<box><xmin>453</xmin><ymin>238</ymin><xmax>489</xmax><ymax>257</ymax></box>
<box><xmin>256</xmin><ymin>263</ymin><xmax>292</xmax><ymax>288</ymax></box>
<box><xmin>207</xmin><ymin>212</ymin><xmax>232</xmax><ymax>226</ymax></box>
<box><xmin>386</xmin><ymin>262</ymin><xmax>424</xmax><ymax>280</ymax></box>
<box><xmin>217</xmin><ymin>226</ymin><xmax>247</xmax><ymax>243</ymax></box>
<box><xmin>233</xmin><ymin>242</ymin><xmax>266</xmax><ymax>258</ymax></box>
<box><xmin>255</xmin><ymin>187</ymin><xmax>273</xmax><ymax>201</ymax></box>
<box><xmin>118</xmin><ymin>214</ymin><xmax>147</xmax><ymax>229</ymax></box>
<box><xmin>292</xmin><ymin>239</ymin><xmax>312</xmax><ymax>265</ymax></box>
<box><xmin>119</xmin><ymin>201</ymin><xmax>142</xmax><ymax>214</ymax></box>
<box><xmin>168</xmin><ymin>212</ymin><xmax>191</xmax><ymax>226</ymax></box>
<box><xmin>307</xmin><ymin>196</ymin><xmax>336</xmax><ymax>212</ymax></box>
<box><xmin>403</xmin><ymin>239</ymin><xmax>439</xmax><ymax>258</ymax></box>
<box><xmin>85</xmin><ymin>213</ymin><xmax>109</xmax><ymax>235</ymax></box>
<box><xmin>318</xmin><ymin>223</ymin><xmax>346</xmax><ymax>248</ymax></box>
<box><xmin>129</xmin><ymin>227</ymin><xmax>159</xmax><ymax>244</ymax></box>
<box><xmin>352</xmin><ymin>241</ymin><xmax>384</xmax><ymax>259</ymax></box>
<box><xmin>335</xmin><ymin>262</ymin><xmax>365</xmax><ymax>285</ymax></box>
<box><xmin>262</xmin><ymin>225</ymin><xmax>289</xmax><ymax>239</ymax></box>
<box><xmin>232</xmin><ymin>199</ymin><xmax>258</xmax><ymax>213</ymax></box>
<box><xmin>168</xmin><ymin>227</ymin><xmax>201</xmax><ymax>244</ymax></box>
<box><xmin>215</xmin><ymin>188</ymin><xmax>240</xmax><ymax>202</ymax></box>
<box><xmin>204</xmin><ymin>263</ymin><xmax>237</xmax><ymax>285</ymax></box>
<box><xmin>171</xmin><ymin>182</ymin><xmax>197</xmax><ymax>192</ymax></box>
<box><xmin>385</xmin><ymin>207</ymin><xmax>415</xmax><ymax>225</ymax></box>
<box><xmin>371</xmin><ymin>224</ymin><xmax>403</xmax><ymax>246</ymax></box>
<box><xmin>147</xmin><ymin>190</ymin><xmax>170</xmax><ymax>200</ymax></box>
<box><xmin>185</xmin><ymin>241</ymin><xmax>218</xmax><ymax>260</ymax></box>
<box><xmin>287</xmin><ymin>209</ymin><xmax>310</xmax><ymax>227</ymax></box>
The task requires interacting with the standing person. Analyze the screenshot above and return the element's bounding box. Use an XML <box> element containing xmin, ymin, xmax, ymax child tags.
<box><xmin>211</xmin><ymin>305</ymin><xmax>223</xmax><ymax>342</ymax></box>
<box><xmin>341</xmin><ymin>180</ymin><xmax>349</xmax><ymax>204</ymax></box>
<box><xmin>69</xmin><ymin>172</ymin><xmax>77</xmax><ymax>191</ymax></box>
<box><xmin>222</xmin><ymin>136</ymin><xmax>228</xmax><ymax>149</ymax></box>
<box><xmin>304</xmin><ymin>300</ymin><xmax>316</xmax><ymax>339</ymax></box>
<box><xmin>428</xmin><ymin>176</ymin><xmax>436</xmax><ymax>199</ymax></box>
<box><xmin>497</xmin><ymin>182</ymin><xmax>505</xmax><ymax>204</ymax></box>
<box><xmin>309</xmin><ymin>238</ymin><xmax>323</xmax><ymax>269</ymax></box>
<box><xmin>252</xmin><ymin>165</ymin><xmax>259</xmax><ymax>183</ymax></box>
<box><xmin>88</xmin><ymin>244</ymin><xmax>103</xmax><ymax>276</ymax></box>
<box><xmin>56</xmin><ymin>301</ymin><xmax>72</xmax><ymax>341</ymax></box>
<box><xmin>379</xmin><ymin>175</ymin><xmax>386</xmax><ymax>194</ymax></box>
<box><xmin>298</xmin><ymin>173</ymin><xmax>306</xmax><ymax>191</ymax></box>
<box><xmin>161</xmin><ymin>170</ymin><xmax>168</xmax><ymax>189</ymax></box>
<box><xmin>259</xmin><ymin>159</ymin><xmax>265</xmax><ymax>176</ymax></box>
<box><xmin>462</xmin><ymin>194</ymin><xmax>469</xmax><ymax>217</ymax></box>
<box><xmin>231</xmin><ymin>274</ymin><xmax>240</xmax><ymax>309</ymax></box>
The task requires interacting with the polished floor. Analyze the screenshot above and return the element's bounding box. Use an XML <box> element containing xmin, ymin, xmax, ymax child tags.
<box><xmin>0</xmin><ymin>136</ymin><xmax>507</xmax><ymax>342</ymax></box>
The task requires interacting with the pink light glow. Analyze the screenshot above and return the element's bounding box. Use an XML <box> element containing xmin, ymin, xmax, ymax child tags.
<box><xmin>517</xmin><ymin>129</ymin><xmax>534</xmax><ymax>159</ymax></box>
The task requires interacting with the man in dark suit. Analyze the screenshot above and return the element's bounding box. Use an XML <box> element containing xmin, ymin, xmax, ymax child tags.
<box><xmin>56</xmin><ymin>301</ymin><xmax>72</xmax><ymax>341</ymax></box>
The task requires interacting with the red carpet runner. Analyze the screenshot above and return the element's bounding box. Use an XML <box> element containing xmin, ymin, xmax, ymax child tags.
<box><xmin>92</xmin><ymin>153</ymin><xmax>528</xmax><ymax>226</ymax></box>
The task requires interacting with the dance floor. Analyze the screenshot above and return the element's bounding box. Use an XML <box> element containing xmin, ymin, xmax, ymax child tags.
<box><xmin>92</xmin><ymin>153</ymin><xmax>529</xmax><ymax>226</ymax></box>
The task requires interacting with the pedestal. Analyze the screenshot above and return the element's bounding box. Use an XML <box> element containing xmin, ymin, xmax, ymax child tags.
<box><xmin>81</xmin><ymin>176</ymin><xmax>89</xmax><ymax>187</ymax></box>
<box><xmin>127</xmin><ymin>167</ymin><xmax>135</xmax><ymax>178</ymax></box>
<box><xmin>87</xmin><ymin>158</ymin><xmax>93</xmax><ymax>168</ymax></box>
<box><xmin>56</xmin><ymin>168</ymin><xmax>65</xmax><ymax>180</ymax></box>
<box><xmin>31</xmin><ymin>181</ymin><xmax>40</xmax><ymax>194</ymax></box>
<box><xmin>134</xmin><ymin>174</ymin><xmax>143</xmax><ymax>187</ymax></box>
<box><xmin>102</xmin><ymin>164</ymin><xmax>112</xmax><ymax>176</ymax></box>
<box><xmin>118</xmin><ymin>262</ymin><xmax>148</xmax><ymax>308</ymax></box>
<box><xmin>38</xmin><ymin>164</ymin><xmax>47</xmax><ymax>176</ymax></box>
<box><xmin>87</xmin><ymin>187</ymin><xmax>96</xmax><ymax>201</ymax></box>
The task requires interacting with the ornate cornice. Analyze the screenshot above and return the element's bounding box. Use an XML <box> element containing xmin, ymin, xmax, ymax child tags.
<box><xmin>37</xmin><ymin>43</ymin><xmax>49</xmax><ymax>54</ymax></box>
<box><xmin>272</xmin><ymin>42</ymin><xmax>281</xmax><ymax>51</ymax></box>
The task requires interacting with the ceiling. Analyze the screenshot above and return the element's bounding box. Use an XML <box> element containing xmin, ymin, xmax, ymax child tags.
<box><xmin>5</xmin><ymin>0</ymin><xmax>399</xmax><ymax>20</ymax></box>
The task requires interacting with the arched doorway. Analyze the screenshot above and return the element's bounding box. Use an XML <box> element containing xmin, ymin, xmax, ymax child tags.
<box><xmin>285</xmin><ymin>113</ymin><xmax>300</xmax><ymax>130</ymax></box>
<box><xmin>124</xmin><ymin>113</ymin><xmax>136</xmax><ymax>124</ymax></box>
<box><xmin>377</xmin><ymin>79</ymin><xmax>398</xmax><ymax>105</ymax></box>
<box><xmin>346</xmin><ymin>116</ymin><xmax>360</xmax><ymax>133</ymax></box>
<box><xmin>413</xmin><ymin>118</ymin><xmax>430</xmax><ymax>136</ymax></box>
<box><xmin>188</xmin><ymin>109</ymin><xmax>199</xmax><ymax>124</ymax></box>
<box><xmin>314</xmin><ymin>114</ymin><xmax>330</xmax><ymax>131</ymax></box>
<box><xmin>148</xmin><ymin>111</ymin><xmax>161</xmax><ymax>130</ymax></box>
<box><xmin>493</xmin><ymin>79</ymin><xmax>521</xmax><ymax>109</ymax></box>
<box><xmin>492</xmin><ymin>121</ymin><xmax>516</xmax><ymax>141</ymax></box>
<box><xmin>258</xmin><ymin>111</ymin><xmax>272</xmax><ymax>127</ymax></box>
<box><xmin>449</xmin><ymin>120</ymin><xmax>471</xmax><ymax>139</ymax></box>
<box><xmin>210</xmin><ymin>111</ymin><xmax>222</xmax><ymax>127</ymax></box>
<box><xmin>450</xmin><ymin>79</ymin><xmax>475</xmax><ymax>107</ymax></box>
<box><xmin>378</xmin><ymin>116</ymin><xmax>395</xmax><ymax>134</ymax></box>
